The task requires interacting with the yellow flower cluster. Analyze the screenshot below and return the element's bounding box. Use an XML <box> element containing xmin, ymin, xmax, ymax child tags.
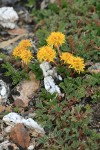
<box><xmin>60</xmin><ymin>52</ymin><xmax>74</xmax><ymax>64</ymax></box>
<box><xmin>46</xmin><ymin>32</ymin><xmax>65</xmax><ymax>47</ymax></box>
<box><xmin>37</xmin><ymin>31</ymin><xmax>85</xmax><ymax>73</ymax></box>
<box><xmin>60</xmin><ymin>52</ymin><xmax>85</xmax><ymax>73</ymax></box>
<box><xmin>37</xmin><ymin>32</ymin><xmax>65</xmax><ymax>63</ymax></box>
<box><xmin>13</xmin><ymin>39</ymin><xmax>33</xmax><ymax>64</ymax></box>
<box><xmin>37</xmin><ymin>46</ymin><xmax>56</xmax><ymax>62</ymax></box>
<box><xmin>19</xmin><ymin>39</ymin><xmax>32</xmax><ymax>49</ymax></box>
<box><xmin>13</xmin><ymin>46</ymin><xmax>22</xmax><ymax>58</ymax></box>
<box><xmin>69</xmin><ymin>56</ymin><xmax>85</xmax><ymax>73</ymax></box>
<box><xmin>20</xmin><ymin>49</ymin><xmax>33</xmax><ymax>64</ymax></box>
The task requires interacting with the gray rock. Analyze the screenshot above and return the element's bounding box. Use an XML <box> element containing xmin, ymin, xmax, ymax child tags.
<box><xmin>1</xmin><ymin>0</ymin><xmax>20</xmax><ymax>6</ymax></box>
<box><xmin>18</xmin><ymin>9</ymin><xmax>32</xmax><ymax>23</ymax></box>
<box><xmin>28</xmin><ymin>113</ymin><xmax>36</xmax><ymax>118</ymax></box>
<box><xmin>12</xmin><ymin>72</ymin><xmax>40</xmax><ymax>107</ymax></box>
<box><xmin>0</xmin><ymin>58</ymin><xmax>3</xmax><ymax>63</ymax></box>
<box><xmin>0</xmin><ymin>135</ymin><xmax>3</xmax><ymax>142</ymax></box>
<box><xmin>36</xmin><ymin>0</ymin><xmax>56</xmax><ymax>9</ymax></box>
<box><xmin>88</xmin><ymin>63</ymin><xmax>100</xmax><ymax>74</ymax></box>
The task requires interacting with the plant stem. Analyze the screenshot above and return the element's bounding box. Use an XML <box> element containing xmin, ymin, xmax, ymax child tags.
<box><xmin>21</xmin><ymin>61</ymin><xmax>29</xmax><ymax>71</ymax></box>
<box><xmin>56</xmin><ymin>45</ymin><xmax>61</xmax><ymax>57</ymax></box>
<box><xmin>53</xmin><ymin>61</ymin><xmax>57</xmax><ymax>66</ymax></box>
<box><xmin>21</xmin><ymin>60</ymin><xmax>24</xmax><ymax>68</ymax></box>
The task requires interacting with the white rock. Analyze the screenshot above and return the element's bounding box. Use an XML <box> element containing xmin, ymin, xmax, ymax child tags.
<box><xmin>4</xmin><ymin>126</ymin><xmax>12</xmax><ymax>133</ymax></box>
<box><xmin>40</xmin><ymin>62</ymin><xmax>51</xmax><ymax>77</ymax></box>
<box><xmin>0</xmin><ymin>80</ymin><xmax>9</xmax><ymax>104</ymax></box>
<box><xmin>40</xmin><ymin>62</ymin><xmax>62</xmax><ymax>95</ymax></box>
<box><xmin>1</xmin><ymin>86</ymin><xmax>6</xmax><ymax>96</ymax></box>
<box><xmin>0</xmin><ymin>7</ymin><xmax>19</xmax><ymax>29</ymax></box>
<box><xmin>3</xmin><ymin>112</ymin><xmax>23</xmax><ymax>126</ymax></box>
<box><xmin>3</xmin><ymin>112</ymin><xmax>45</xmax><ymax>135</ymax></box>
<box><xmin>44</xmin><ymin>76</ymin><xmax>61</xmax><ymax>95</ymax></box>
<box><xmin>28</xmin><ymin>145</ymin><xmax>35</xmax><ymax>150</ymax></box>
<box><xmin>23</xmin><ymin>118</ymin><xmax>45</xmax><ymax>134</ymax></box>
<box><xmin>40</xmin><ymin>61</ymin><xmax>62</xmax><ymax>80</ymax></box>
<box><xmin>0</xmin><ymin>141</ymin><xmax>9</xmax><ymax>150</ymax></box>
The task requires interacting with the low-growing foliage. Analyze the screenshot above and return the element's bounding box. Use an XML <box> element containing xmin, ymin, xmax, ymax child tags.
<box><xmin>37</xmin><ymin>31</ymin><xmax>85</xmax><ymax>74</ymax></box>
<box><xmin>59</xmin><ymin>73</ymin><xmax>100</xmax><ymax>101</ymax></box>
<box><xmin>0</xmin><ymin>1</ymin><xmax>99</xmax><ymax>149</ymax></box>
<box><xmin>29</xmin><ymin>62</ymin><xmax>43</xmax><ymax>80</ymax></box>
<box><xmin>2</xmin><ymin>62</ymin><xmax>29</xmax><ymax>85</ymax></box>
<box><xmin>32</xmin><ymin>1</ymin><xmax>100</xmax><ymax>62</ymax></box>
<box><xmin>35</xmin><ymin>90</ymin><xmax>99</xmax><ymax>149</ymax></box>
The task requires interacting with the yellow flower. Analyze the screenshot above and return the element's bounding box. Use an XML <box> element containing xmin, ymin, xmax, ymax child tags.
<box><xmin>60</xmin><ymin>52</ymin><xmax>74</xmax><ymax>64</ymax></box>
<box><xmin>20</xmin><ymin>49</ymin><xmax>33</xmax><ymax>64</ymax></box>
<box><xmin>60</xmin><ymin>52</ymin><xmax>85</xmax><ymax>73</ymax></box>
<box><xmin>12</xmin><ymin>46</ymin><xmax>22</xmax><ymax>58</ymax></box>
<box><xmin>37</xmin><ymin>46</ymin><xmax>56</xmax><ymax>62</ymax></box>
<box><xmin>69</xmin><ymin>56</ymin><xmax>85</xmax><ymax>73</ymax></box>
<box><xmin>12</xmin><ymin>39</ymin><xmax>33</xmax><ymax>64</ymax></box>
<box><xmin>46</xmin><ymin>32</ymin><xmax>65</xmax><ymax>47</ymax></box>
<box><xmin>19</xmin><ymin>39</ymin><xmax>32</xmax><ymax>49</ymax></box>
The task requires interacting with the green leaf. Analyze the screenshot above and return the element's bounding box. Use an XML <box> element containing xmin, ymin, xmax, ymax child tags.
<box><xmin>29</xmin><ymin>62</ymin><xmax>43</xmax><ymax>80</ymax></box>
<box><xmin>75</xmin><ymin>87</ymin><xmax>86</xmax><ymax>99</ymax></box>
<box><xmin>58</xmin><ymin>22</ymin><xmax>67</xmax><ymax>32</ymax></box>
<box><xmin>38</xmin><ymin>136</ymin><xmax>48</xmax><ymax>144</ymax></box>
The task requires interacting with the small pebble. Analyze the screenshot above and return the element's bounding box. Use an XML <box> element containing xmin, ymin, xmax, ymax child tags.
<box><xmin>4</xmin><ymin>126</ymin><xmax>12</xmax><ymax>133</ymax></box>
<box><xmin>28</xmin><ymin>113</ymin><xmax>36</xmax><ymax>118</ymax></box>
<box><xmin>0</xmin><ymin>135</ymin><xmax>3</xmax><ymax>141</ymax></box>
<box><xmin>28</xmin><ymin>145</ymin><xmax>35</xmax><ymax>150</ymax></box>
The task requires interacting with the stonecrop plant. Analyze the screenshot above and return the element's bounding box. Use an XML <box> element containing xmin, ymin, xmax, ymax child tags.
<box><xmin>13</xmin><ymin>39</ymin><xmax>33</xmax><ymax>65</ymax></box>
<box><xmin>46</xmin><ymin>31</ymin><xmax>65</xmax><ymax>48</ymax></box>
<box><xmin>19</xmin><ymin>39</ymin><xmax>32</xmax><ymax>48</ymax></box>
<box><xmin>60</xmin><ymin>53</ymin><xmax>85</xmax><ymax>73</ymax></box>
<box><xmin>37</xmin><ymin>32</ymin><xmax>85</xmax><ymax>74</ymax></box>
<box><xmin>60</xmin><ymin>52</ymin><xmax>74</xmax><ymax>64</ymax></box>
<box><xmin>69</xmin><ymin>56</ymin><xmax>85</xmax><ymax>73</ymax></box>
<box><xmin>37</xmin><ymin>46</ymin><xmax>56</xmax><ymax>62</ymax></box>
<box><xmin>12</xmin><ymin>32</ymin><xmax>85</xmax><ymax>74</ymax></box>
